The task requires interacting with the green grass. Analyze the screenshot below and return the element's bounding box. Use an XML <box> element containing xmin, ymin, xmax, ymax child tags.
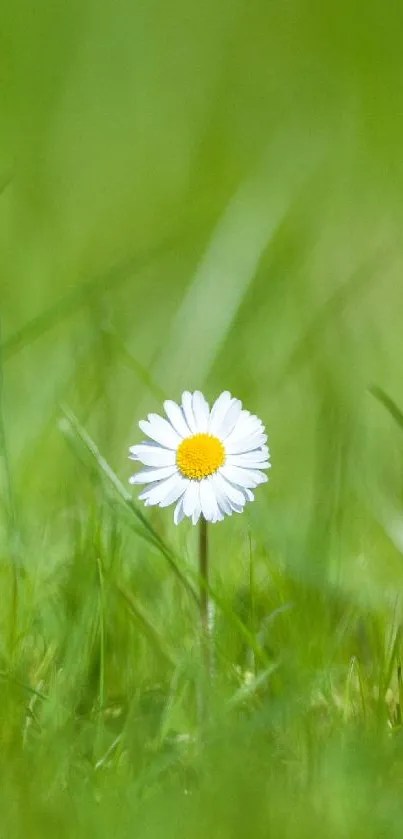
<box><xmin>2</xmin><ymin>0</ymin><xmax>403</xmax><ymax>835</ymax></box>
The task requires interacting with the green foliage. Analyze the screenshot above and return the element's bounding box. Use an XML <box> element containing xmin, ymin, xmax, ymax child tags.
<box><xmin>2</xmin><ymin>0</ymin><xmax>403</xmax><ymax>834</ymax></box>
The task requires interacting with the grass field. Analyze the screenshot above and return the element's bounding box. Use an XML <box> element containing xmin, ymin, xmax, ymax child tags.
<box><xmin>2</xmin><ymin>0</ymin><xmax>403</xmax><ymax>835</ymax></box>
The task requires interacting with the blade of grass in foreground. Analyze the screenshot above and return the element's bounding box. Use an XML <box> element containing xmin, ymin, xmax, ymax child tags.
<box><xmin>116</xmin><ymin>584</ymin><xmax>177</xmax><ymax>668</ymax></box>
<box><xmin>59</xmin><ymin>404</ymin><xmax>199</xmax><ymax>606</ymax></box>
<box><xmin>226</xmin><ymin>662</ymin><xmax>279</xmax><ymax>710</ymax></box>
<box><xmin>370</xmin><ymin>385</ymin><xmax>403</xmax><ymax>432</ymax></box>
<box><xmin>0</xmin><ymin>670</ymin><xmax>47</xmax><ymax>701</ymax></box>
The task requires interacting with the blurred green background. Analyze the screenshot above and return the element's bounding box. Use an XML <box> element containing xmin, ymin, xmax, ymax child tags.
<box><xmin>2</xmin><ymin>0</ymin><xmax>403</xmax><ymax>835</ymax></box>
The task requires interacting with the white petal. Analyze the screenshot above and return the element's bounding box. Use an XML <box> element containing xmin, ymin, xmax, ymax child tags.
<box><xmin>174</xmin><ymin>497</ymin><xmax>186</xmax><ymax>525</ymax></box>
<box><xmin>235</xmin><ymin>486</ymin><xmax>254</xmax><ymax>505</ymax></box>
<box><xmin>216</xmin><ymin>399</ymin><xmax>243</xmax><ymax>439</ymax></box>
<box><xmin>129</xmin><ymin>465</ymin><xmax>178</xmax><ymax>484</ymax></box>
<box><xmin>214</xmin><ymin>471</ymin><xmax>246</xmax><ymax>508</ymax></box>
<box><xmin>226</xmin><ymin>411</ymin><xmax>264</xmax><ymax>444</ymax></box>
<box><xmin>211</xmin><ymin>473</ymin><xmax>232</xmax><ymax>516</ymax></box>
<box><xmin>227</xmin><ymin>453</ymin><xmax>270</xmax><ymax>469</ymax></box>
<box><xmin>138</xmin><ymin>474</ymin><xmax>183</xmax><ymax>506</ymax></box>
<box><xmin>199</xmin><ymin>478</ymin><xmax>220</xmax><ymax>523</ymax></box>
<box><xmin>221</xmin><ymin>464</ymin><xmax>268</xmax><ymax>488</ymax></box>
<box><xmin>183</xmin><ymin>481</ymin><xmax>200</xmax><ymax>517</ymax></box>
<box><xmin>159</xmin><ymin>476</ymin><xmax>189</xmax><ymax>508</ymax></box>
<box><xmin>192</xmin><ymin>501</ymin><xmax>201</xmax><ymax>525</ymax></box>
<box><xmin>182</xmin><ymin>391</ymin><xmax>198</xmax><ymax>434</ymax></box>
<box><xmin>139</xmin><ymin>414</ymin><xmax>181</xmax><ymax>449</ymax></box>
<box><xmin>213</xmin><ymin>509</ymin><xmax>224</xmax><ymax>523</ymax></box>
<box><xmin>229</xmin><ymin>501</ymin><xmax>244</xmax><ymax>514</ymax></box>
<box><xmin>209</xmin><ymin>391</ymin><xmax>232</xmax><ymax>435</ymax></box>
<box><xmin>232</xmin><ymin>443</ymin><xmax>269</xmax><ymax>459</ymax></box>
<box><xmin>163</xmin><ymin>400</ymin><xmax>191</xmax><ymax>438</ymax></box>
<box><xmin>225</xmin><ymin>432</ymin><xmax>267</xmax><ymax>455</ymax></box>
<box><xmin>129</xmin><ymin>444</ymin><xmax>176</xmax><ymax>467</ymax></box>
<box><xmin>192</xmin><ymin>391</ymin><xmax>210</xmax><ymax>432</ymax></box>
<box><xmin>217</xmin><ymin>498</ymin><xmax>232</xmax><ymax>517</ymax></box>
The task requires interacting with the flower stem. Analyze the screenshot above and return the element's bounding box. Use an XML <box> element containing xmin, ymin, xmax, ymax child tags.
<box><xmin>199</xmin><ymin>516</ymin><xmax>210</xmax><ymax>675</ymax></box>
<box><xmin>199</xmin><ymin>517</ymin><xmax>208</xmax><ymax>628</ymax></box>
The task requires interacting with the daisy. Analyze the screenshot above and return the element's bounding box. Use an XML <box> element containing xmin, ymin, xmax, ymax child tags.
<box><xmin>129</xmin><ymin>391</ymin><xmax>270</xmax><ymax>525</ymax></box>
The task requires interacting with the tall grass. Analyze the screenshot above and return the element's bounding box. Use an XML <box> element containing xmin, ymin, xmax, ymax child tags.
<box><xmin>2</xmin><ymin>0</ymin><xmax>403</xmax><ymax>835</ymax></box>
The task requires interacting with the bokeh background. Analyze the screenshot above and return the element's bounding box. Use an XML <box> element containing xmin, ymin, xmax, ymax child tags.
<box><xmin>2</xmin><ymin>0</ymin><xmax>403</xmax><ymax>836</ymax></box>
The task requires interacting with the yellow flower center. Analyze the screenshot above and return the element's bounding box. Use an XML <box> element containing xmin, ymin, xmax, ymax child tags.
<box><xmin>176</xmin><ymin>433</ymin><xmax>225</xmax><ymax>480</ymax></box>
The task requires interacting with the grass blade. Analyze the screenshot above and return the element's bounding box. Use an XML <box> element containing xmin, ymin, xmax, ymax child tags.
<box><xmin>370</xmin><ymin>385</ymin><xmax>403</xmax><ymax>431</ymax></box>
<box><xmin>116</xmin><ymin>584</ymin><xmax>177</xmax><ymax>668</ymax></box>
<box><xmin>59</xmin><ymin>404</ymin><xmax>199</xmax><ymax>606</ymax></box>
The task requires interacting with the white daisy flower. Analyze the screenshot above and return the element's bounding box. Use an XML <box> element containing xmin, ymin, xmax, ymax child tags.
<box><xmin>129</xmin><ymin>391</ymin><xmax>270</xmax><ymax>525</ymax></box>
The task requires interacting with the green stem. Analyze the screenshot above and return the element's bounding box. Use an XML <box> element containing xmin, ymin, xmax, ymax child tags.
<box><xmin>199</xmin><ymin>517</ymin><xmax>208</xmax><ymax>632</ymax></box>
<box><xmin>199</xmin><ymin>517</ymin><xmax>210</xmax><ymax>680</ymax></box>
